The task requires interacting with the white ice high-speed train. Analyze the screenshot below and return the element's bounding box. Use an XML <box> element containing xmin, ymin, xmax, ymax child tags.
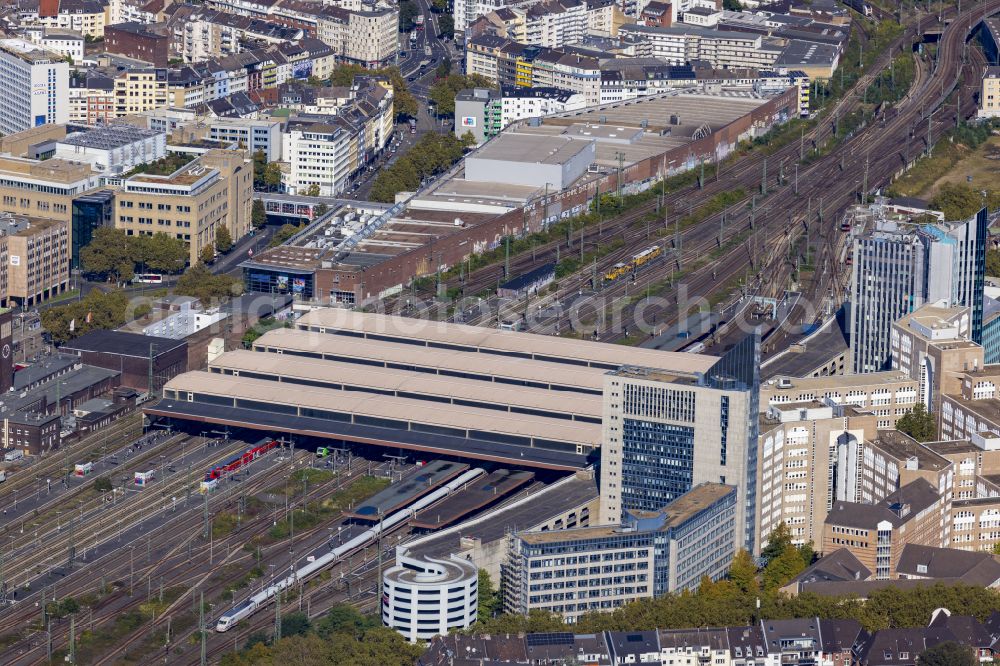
<box><xmin>215</xmin><ymin>467</ymin><xmax>484</xmax><ymax>632</ymax></box>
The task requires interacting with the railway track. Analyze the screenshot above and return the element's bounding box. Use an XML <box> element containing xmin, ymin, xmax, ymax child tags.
<box><xmin>1</xmin><ymin>450</ymin><xmax>367</xmax><ymax>664</ymax></box>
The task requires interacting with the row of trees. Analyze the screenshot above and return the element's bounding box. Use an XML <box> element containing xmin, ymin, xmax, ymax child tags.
<box><xmin>41</xmin><ymin>289</ymin><xmax>144</xmax><ymax>344</ymax></box>
<box><xmin>429</xmin><ymin>74</ymin><xmax>494</xmax><ymax>117</ymax></box>
<box><xmin>174</xmin><ymin>264</ymin><xmax>243</xmax><ymax>303</ymax></box>
<box><xmin>81</xmin><ymin>228</ymin><xmax>188</xmax><ymax>284</ymax></box>
<box><xmin>81</xmin><ymin>225</ymin><xmax>236</xmax><ymax>284</ymax></box>
<box><xmin>476</xmin><ymin>522</ymin><xmax>1000</xmax><ymax>637</ymax></box>
<box><xmin>369</xmin><ymin>132</ymin><xmax>474</xmax><ymax>202</ymax></box>
<box><xmin>220</xmin><ymin>604</ymin><xmax>422</xmax><ymax>666</ymax></box>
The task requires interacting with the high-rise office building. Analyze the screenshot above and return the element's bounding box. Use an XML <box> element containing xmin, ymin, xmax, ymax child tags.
<box><xmin>600</xmin><ymin>333</ymin><xmax>760</xmax><ymax>552</ymax></box>
<box><xmin>850</xmin><ymin>209</ymin><xmax>987</xmax><ymax>374</ymax></box>
<box><xmin>0</xmin><ymin>39</ymin><xmax>68</xmax><ymax>136</ymax></box>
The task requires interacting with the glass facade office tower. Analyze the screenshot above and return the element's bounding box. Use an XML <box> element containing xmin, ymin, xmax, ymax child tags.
<box><xmin>600</xmin><ymin>332</ymin><xmax>760</xmax><ymax>553</ymax></box>
<box><xmin>851</xmin><ymin>208</ymin><xmax>987</xmax><ymax>373</ymax></box>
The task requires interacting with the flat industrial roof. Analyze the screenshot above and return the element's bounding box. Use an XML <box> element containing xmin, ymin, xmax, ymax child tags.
<box><xmin>60</xmin><ymin>329</ymin><xmax>186</xmax><ymax>358</ymax></box>
<box><xmin>296</xmin><ymin>309</ymin><xmax>716</xmax><ymax>375</ymax></box>
<box><xmin>254</xmin><ymin>327</ymin><xmax>608</xmax><ymax>391</ymax></box>
<box><xmin>210</xmin><ymin>350</ymin><xmax>603</xmax><ymax>419</ymax></box>
<box><xmin>347</xmin><ymin>460</ymin><xmax>468</xmax><ymax>519</ymax></box>
<box><xmin>469</xmin><ymin>134</ymin><xmax>593</xmax><ymax>166</ymax></box>
<box><xmin>163</xmin><ymin>371</ymin><xmax>602</xmax><ymax>446</ymax></box>
<box><xmin>763</xmin><ymin>370</ymin><xmax>915</xmax><ymax>392</ymax></box>
<box><xmin>410</xmin><ymin>469</ymin><xmax>535</xmax><ymax>529</ymax></box>
<box><xmin>406</xmin><ymin>472</ymin><xmax>599</xmax><ymax>559</ymax></box>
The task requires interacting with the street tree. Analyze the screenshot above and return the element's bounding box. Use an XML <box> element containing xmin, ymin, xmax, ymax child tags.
<box><xmin>215</xmin><ymin>226</ymin><xmax>233</xmax><ymax>253</ymax></box>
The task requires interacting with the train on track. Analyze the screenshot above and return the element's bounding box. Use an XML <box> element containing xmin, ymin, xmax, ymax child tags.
<box><xmin>215</xmin><ymin>467</ymin><xmax>485</xmax><ymax>632</ymax></box>
<box><xmin>603</xmin><ymin>245</ymin><xmax>663</xmax><ymax>282</ymax></box>
<box><xmin>200</xmin><ymin>439</ymin><xmax>279</xmax><ymax>492</ymax></box>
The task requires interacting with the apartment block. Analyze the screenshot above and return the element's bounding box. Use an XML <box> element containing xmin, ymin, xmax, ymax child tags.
<box><xmin>68</xmin><ymin>73</ymin><xmax>115</xmax><ymax>126</ymax></box>
<box><xmin>0</xmin><ymin>39</ymin><xmax>69</xmax><ymax>136</ymax></box>
<box><xmin>115</xmin><ymin>149</ymin><xmax>253</xmax><ymax>266</ymax></box>
<box><xmin>468</xmin><ymin>38</ymin><xmax>602</xmax><ymax>105</ymax></box>
<box><xmin>891</xmin><ymin>304</ymin><xmax>985</xmax><ymax>413</ymax></box>
<box><xmin>104</xmin><ymin>22</ymin><xmax>169</xmax><ymax>66</ymax></box>
<box><xmin>618</xmin><ymin>24</ymin><xmax>783</xmax><ymax>69</ymax></box>
<box><xmin>505</xmin><ymin>483</ymin><xmax>736</xmax><ymax>622</ymax></box>
<box><xmin>20</xmin><ymin>0</ymin><xmax>110</xmax><ymax>38</ymax></box>
<box><xmin>113</xmin><ymin>68</ymin><xmax>169</xmax><ymax>117</ymax></box>
<box><xmin>757</xmin><ymin>401</ymin><xmax>879</xmax><ymax>553</ymax></box>
<box><xmin>824</xmin><ymin>478</ymin><xmax>944</xmax><ymax>579</ymax></box>
<box><xmin>280</xmin><ymin>81</ymin><xmax>393</xmax><ymax>196</ymax></box>
<box><xmin>600</xmin><ymin>334</ymin><xmax>760</xmax><ymax>552</ymax></box>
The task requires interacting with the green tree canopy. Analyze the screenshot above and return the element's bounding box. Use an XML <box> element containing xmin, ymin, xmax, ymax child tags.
<box><xmin>252</xmin><ymin>199</ymin><xmax>267</xmax><ymax>228</ymax></box>
<box><xmin>174</xmin><ymin>263</ymin><xmax>243</xmax><ymax>303</ymax></box>
<box><xmin>919</xmin><ymin>641</ymin><xmax>977</xmax><ymax>666</ymax></box>
<box><xmin>81</xmin><ymin>227</ymin><xmax>189</xmax><ymax>282</ymax></box>
<box><xmin>896</xmin><ymin>403</ymin><xmax>936</xmax><ymax>442</ymax></box>
<box><xmin>478</xmin><ymin>569</ymin><xmax>501</xmax><ymax>623</ymax></box>
<box><xmin>987</xmin><ymin>248</ymin><xmax>1000</xmax><ymax>278</ymax></box>
<box><xmin>429</xmin><ymin>74</ymin><xmax>495</xmax><ymax>117</ymax></box>
<box><xmin>304</xmin><ymin>184</ymin><xmax>321</xmax><ymax>197</ymax></box>
<box><xmin>281</xmin><ymin>611</ymin><xmax>312</xmax><ymax>638</ymax></box>
<box><xmin>132</xmin><ymin>232</ymin><xmax>188</xmax><ymax>274</ymax></box>
<box><xmin>728</xmin><ymin>549</ymin><xmax>759</xmax><ymax>596</ymax></box>
<box><xmin>269</xmin><ymin>223</ymin><xmax>303</xmax><ymax>248</ymax></box>
<box><xmin>41</xmin><ymin>289</ymin><xmax>142</xmax><ymax>344</ymax></box>
<box><xmin>399</xmin><ymin>0</ymin><xmax>418</xmax><ymax>30</ymax></box>
<box><xmin>370</xmin><ymin>133</ymin><xmax>470</xmax><ymax>203</ymax></box>
<box><xmin>761</xmin><ymin>521</ymin><xmax>793</xmax><ymax>563</ymax></box>
<box><xmin>437</xmin><ymin>14</ymin><xmax>454</xmax><ymax>38</ymax></box>
<box><xmin>931</xmin><ymin>182</ymin><xmax>984</xmax><ymax>221</ymax></box>
<box><xmin>314</xmin><ymin>604</ymin><xmax>377</xmax><ymax>639</ymax></box>
<box><xmin>215</xmin><ymin>226</ymin><xmax>233</xmax><ymax>253</ymax></box>
<box><xmin>200</xmin><ymin>244</ymin><xmax>215</xmax><ymax>265</ymax></box>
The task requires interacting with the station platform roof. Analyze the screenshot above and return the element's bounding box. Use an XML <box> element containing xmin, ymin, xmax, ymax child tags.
<box><xmin>295</xmin><ymin>309</ymin><xmax>716</xmax><ymax>376</ymax></box>
<box><xmin>346</xmin><ymin>460</ymin><xmax>468</xmax><ymax>520</ymax></box>
<box><xmin>254</xmin><ymin>328</ymin><xmax>607</xmax><ymax>394</ymax></box>
<box><xmin>410</xmin><ymin>469</ymin><xmax>536</xmax><ymax>529</ymax></box>
<box><xmin>211</xmin><ymin>350</ymin><xmax>602</xmax><ymax>422</ymax></box>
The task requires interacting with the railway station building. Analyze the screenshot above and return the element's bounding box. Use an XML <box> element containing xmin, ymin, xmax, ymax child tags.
<box><xmin>146</xmin><ymin>310</ymin><xmax>762</xmax><ymax>552</ymax></box>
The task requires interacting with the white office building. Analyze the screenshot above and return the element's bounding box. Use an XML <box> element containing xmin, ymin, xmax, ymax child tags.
<box><xmin>281</xmin><ymin>118</ymin><xmax>357</xmax><ymax>197</ymax></box>
<box><xmin>54</xmin><ymin>125</ymin><xmax>167</xmax><ymax>175</ymax></box>
<box><xmin>382</xmin><ymin>549</ymin><xmax>479</xmax><ymax>642</ymax></box>
<box><xmin>0</xmin><ymin>39</ymin><xmax>69</xmax><ymax>136</ymax></box>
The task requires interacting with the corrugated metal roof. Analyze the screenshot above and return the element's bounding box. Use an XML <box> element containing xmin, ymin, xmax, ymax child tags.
<box><xmin>212</xmin><ymin>350</ymin><xmax>603</xmax><ymax>418</ymax></box>
<box><xmin>165</xmin><ymin>371</ymin><xmax>601</xmax><ymax>445</ymax></box>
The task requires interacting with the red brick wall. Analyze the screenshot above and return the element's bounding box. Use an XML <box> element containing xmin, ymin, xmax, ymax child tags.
<box><xmin>345</xmin><ymin>87</ymin><xmax>798</xmax><ymax>300</ymax></box>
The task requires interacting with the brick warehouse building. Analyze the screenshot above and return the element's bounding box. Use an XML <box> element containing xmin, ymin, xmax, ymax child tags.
<box><xmin>242</xmin><ymin>86</ymin><xmax>798</xmax><ymax>303</ymax></box>
<box><xmin>59</xmin><ymin>330</ymin><xmax>188</xmax><ymax>393</ymax></box>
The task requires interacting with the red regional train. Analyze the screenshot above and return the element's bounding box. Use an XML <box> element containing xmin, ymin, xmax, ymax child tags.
<box><xmin>204</xmin><ymin>439</ymin><xmax>279</xmax><ymax>482</ymax></box>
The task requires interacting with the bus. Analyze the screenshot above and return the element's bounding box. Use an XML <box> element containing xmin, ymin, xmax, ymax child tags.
<box><xmin>415</xmin><ymin>14</ymin><xmax>424</xmax><ymax>29</ymax></box>
<box><xmin>409</xmin><ymin>118</ymin><xmax>417</xmax><ymax>134</ymax></box>
<box><xmin>409</xmin><ymin>30</ymin><xmax>417</xmax><ymax>46</ymax></box>
<box><xmin>133</xmin><ymin>273</ymin><xmax>163</xmax><ymax>284</ymax></box>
